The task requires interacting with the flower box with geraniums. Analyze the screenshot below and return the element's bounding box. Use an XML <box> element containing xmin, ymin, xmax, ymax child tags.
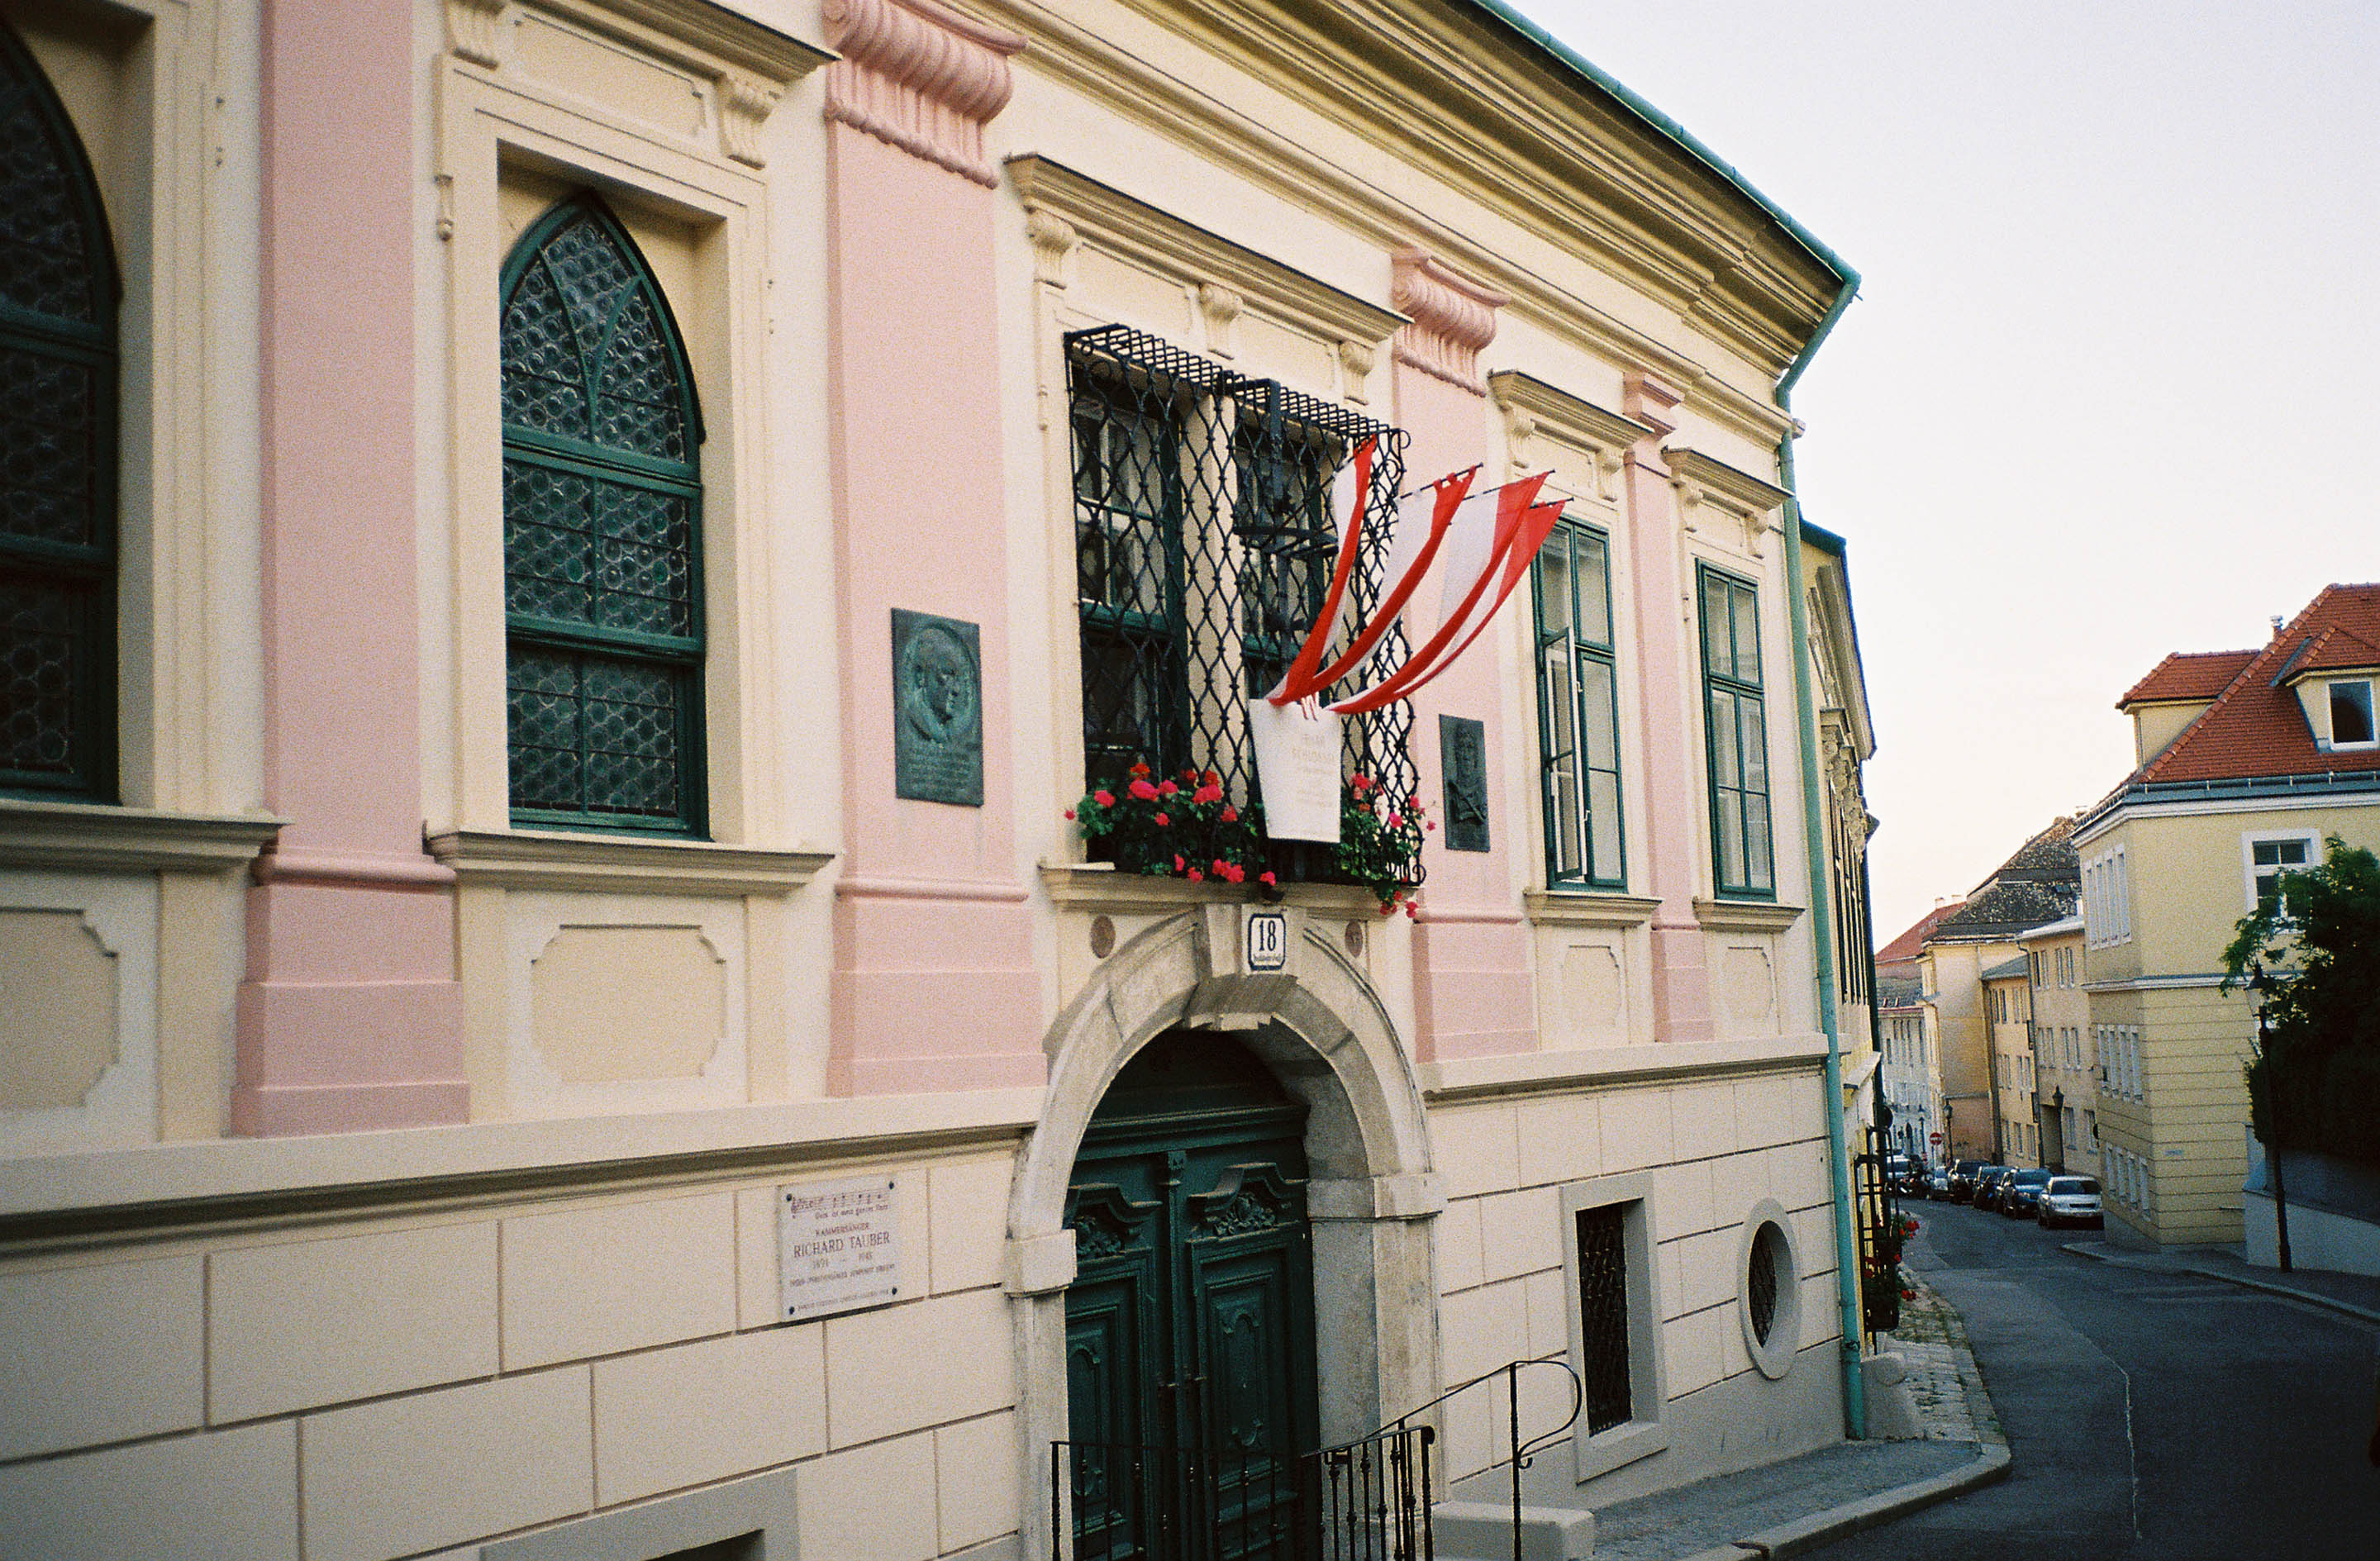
<box><xmin>1068</xmin><ymin>762</ymin><xmax>1430</xmax><ymax>917</ymax></box>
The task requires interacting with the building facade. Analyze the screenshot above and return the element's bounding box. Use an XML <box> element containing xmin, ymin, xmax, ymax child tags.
<box><xmin>0</xmin><ymin>2</ymin><xmax>1879</xmax><ymax>1557</ymax></box>
<box><xmin>2019</xmin><ymin>916</ymin><xmax>2092</xmax><ymax>1174</ymax></box>
<box><xmin>1983</xmin><ymin>956</ymin><xmax>2035</xmax><ymax>1168</ymax></box>
<box><xmin>2082</xmin><ymin>584</ymin><xmax>2380</xmax><ymax>1248</ymax></box>
<box><xmin>1874</xmin><ymin>973</ymin><xmax>1938</xmax><ymax>1166</ymax></box>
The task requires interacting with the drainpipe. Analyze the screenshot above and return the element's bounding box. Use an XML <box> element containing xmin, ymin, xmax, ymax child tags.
<box><xmin>1774</xmin><ymin>274</ymin><xmax>1867</xmax><ymax>1440</ymax></box>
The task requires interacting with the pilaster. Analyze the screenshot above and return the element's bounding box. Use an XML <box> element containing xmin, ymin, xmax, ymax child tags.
<box><xmin>235</xmin><ymin>0</ymin><xmax>464</xmax><ymax>1135</ymax></box>
<box><xmin>823</xmin><ymin>0</ymin><xmax>1040</xmax><ymax>1093</ymax></box>
<box><xmin>1618</xmin><ymin>371</ymin><xmax>1716</xmax><ymax>1045</ymax></box>
<box><xmin>1392</xmin><ymin>252</ymin><xmax>1531</xmax><ymax>1062</ymax></box>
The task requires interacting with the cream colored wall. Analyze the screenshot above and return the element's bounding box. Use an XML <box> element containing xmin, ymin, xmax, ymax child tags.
<box><xmin>2022</xmin><ymin>930</ymin><xmax>2093</xmax><ymax>1168</ymax></box>
<box><xmin>0</xmin><ymin>1136</ymin><xmax>1026</xmax><ymax>1561</ymax></box>
<box><xmin>1986</xmin><ymin>978</ymin><xmax>2035</xmax><ymax>1168</ymax></box>
<box><xmin>2129</xmin><ymin>702</ymin><xmax>2206</xmax><ymax>766</ymax></box>
<box><xmin>1429</xmin><ymin>1064</ymin><xmax>1840</xmax><ymax>1489</ymax></box>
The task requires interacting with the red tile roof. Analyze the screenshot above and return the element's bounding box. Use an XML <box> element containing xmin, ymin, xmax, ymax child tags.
<box><xmin>2116</xmin><ymin>649</ymin><xmax>2259</xmax><ymax>709</ymax></box>
<box><xmin>2135</xmin><ymin>583</ymin><xmax>2380</xmax><ymax>784</ymax></box>
<box><xmin>2292</xmin><ymin>624</ymin><xmax>2380</xmax><ymax>676</ymax></box>
<box><xmin>1875</xmin><ymin>900</ymin><xmax>1965</xmax><ymax>964</ymax></box>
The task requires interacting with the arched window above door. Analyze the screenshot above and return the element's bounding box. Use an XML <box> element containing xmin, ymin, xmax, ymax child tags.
<box><xmin>497</xmin><ymin>195</ymin><xmax>707</xmax><ymax>835</ymax></box>
<box><xmin>0</xmin><ymin>21</ymin><xmax>119</xmax><ymax>799</ymax></box>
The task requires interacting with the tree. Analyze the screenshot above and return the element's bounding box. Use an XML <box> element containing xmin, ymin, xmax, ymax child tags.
<box><xmin>2223</xmin><ymin>839</ymin><xmax>2380</xmax><ymax>1162</ymax></box>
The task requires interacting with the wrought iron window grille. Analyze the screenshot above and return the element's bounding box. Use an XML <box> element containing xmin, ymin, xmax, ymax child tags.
<box><xmin>498</xmin><ymin>195</ymin><xmax>707</xmax><ymax>836</ymax></box>
<box><xmin>0</xmin><ymin>21</ymin><xmax>120</xmax><ymax>801</ymax></box>
<box><xmin>1066</xmin><ymin>323</ymin><xmax>1421</xmax><ymax>888</ymax></box>
<box><xmin>1573</xmin><ymin>1202</ymin><xmax>1633</xmax><ymax>1436</ymax></box>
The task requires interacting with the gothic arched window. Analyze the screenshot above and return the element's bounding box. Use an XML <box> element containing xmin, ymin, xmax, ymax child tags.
<box><xmin>0</xmin><ymin>22</ymin><xmax>118</xmax><ymax>799</ymax></box>
<box><xmin>498</xmin><ymin>196</ymin><xmax>706</xmax><ymax>833</ymax></box>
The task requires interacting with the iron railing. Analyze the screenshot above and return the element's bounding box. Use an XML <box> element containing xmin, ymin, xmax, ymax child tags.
<box><xmin>1853</xmin><ymin>1131</ymin><xmax>1902</xmax><ymax>1344</ymax></box>
<box><xmin>1052</xmin><ymin>1425</ymin><xmax>1435</xmax><ymax>1561</ymax></box>
<box><xmin>1378</xmin><ymin>1355</ymin><xmax>1583</xmax><ymax>1561</ymax></box>
<box><xmin>1066</xmin><ymin>322</ymin><xmax>1421</xmax><ymax>888</ymax></box>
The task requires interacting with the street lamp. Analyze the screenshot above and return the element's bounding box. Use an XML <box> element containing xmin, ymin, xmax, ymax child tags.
<box><xmin>2248</xmin><ymin>960</ymin><xmax>2293</xmax><ymax>1274</ymax></box>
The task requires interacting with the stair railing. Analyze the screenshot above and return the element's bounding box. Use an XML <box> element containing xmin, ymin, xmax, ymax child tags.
<box><xmin>1373</xmin><ymin>1353</ymin><xmax>1583</xmax><ymax>1561</ymax></box>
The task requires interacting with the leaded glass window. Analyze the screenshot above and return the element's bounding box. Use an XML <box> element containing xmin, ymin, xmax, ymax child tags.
<box><xmin>499</xmin><ymin>197</ymin><xmax>705</xmax><ymax>834</ymax></box>
<box><xmin>1699</xmin><ymin>564</ymin><xmax>1773</xmax><ymax>896</ymax></box>
<box><xmin>1531</xmin><ymin>521</ymin><xmax>1623</xmax><ymax>887</ymax></box>
<box><xmin>1</xmin><ymin>22</ymin><xmax>117</xmax><ymax>799</ymax></box>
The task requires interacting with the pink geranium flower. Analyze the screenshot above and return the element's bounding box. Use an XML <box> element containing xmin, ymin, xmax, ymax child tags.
<box><xmin>1153</xmin><ymin>812</ymin><xmax>1169</xmax><ymax>827</ymax></box>
<box><xmin>1157</xmin><ymin>779</ymin><xmax>1179</xmax><ymax>797</ymax></box>
<box><xmin>1187</xmin><ymin>868</ymin><xmax>1203</xmax><ymax>883</ymax></box>
<box><xmin>1094</xmin><ymin>790</ymin><xmax>1115</xmax><ymax>807</ymax></box>
<box><xmin>1129</xmin><ymin>778</ymin><xmax>1160</xmax><ymax>801</ymax></box>
<box><xmin>1193</xmin><ymin>783</ymin><xmax>1223</xmax><ymax>805</ymax></box>
<box><xmin>1259</xmin><ymin>871</ymin><xmax>1277</xmax><ymax>887</ymax></box>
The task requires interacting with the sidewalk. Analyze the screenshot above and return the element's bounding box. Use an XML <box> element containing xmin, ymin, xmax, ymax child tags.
<box><xmin>1577</xmin><ymin>1275</ymin><xmax>2008</xmax><ymax>1561</ymax></box>
<box><xmin>2061</xmin><ymin>1237</ymin><xmax>2380</xmax><ymax>1324</ymax></box>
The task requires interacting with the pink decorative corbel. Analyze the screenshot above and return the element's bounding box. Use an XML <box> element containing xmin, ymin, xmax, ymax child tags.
<box><xmin>1392</xmin><ymin>250</ymin><xmax>1508</xmax><ymax>393</ymax></box>
<box><xmin>823</xmin><ymin>0</ymin><xmax>1025</xmax><ymax>187</ymax></box>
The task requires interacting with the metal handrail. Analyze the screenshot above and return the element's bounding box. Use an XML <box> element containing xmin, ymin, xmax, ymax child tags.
<box><xmin>1374</xmin><ymin>1354</ymin><xmax>1583</xmax><ymax>1561</ymax></box>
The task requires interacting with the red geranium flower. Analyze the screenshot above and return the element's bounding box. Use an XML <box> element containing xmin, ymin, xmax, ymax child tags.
<box><xmin>1130</xmin><ymin>762</ymin><xmax>1151</xmax><ymax>778</ymax></box>
<box><xmin>1203</xmin><ymin>770</ymin><xmax>1221</xmax><ymax>786</ymax></box>
<box><xmin>1173</xmin><ymin>854</ymin><xmax>1186</xmax><ymax>872</ymax></box>
<box><xmin>1064</xmin><ymin>808</ymin><xmax>1076</xmax><ymax>820</ymax></box>
<box><xmin>1221</xmin><ymin>805</ymin><xmax>1239</xmax><ymax>822</ymax></box>
<box><xmin>1094</xmin><ymin>790</ymin><xmax>1115</xmax><ymax>807</ymax></box>
<box><xmin>1157</xmin><ymin>779</ymin><xmax>1179</xmax><ymax>797</ymax></box>
<box><xmin>1259</xmin><ymin>871</ymin><xmax>1276</xmax><ymax>887</ymax></box>
<box><xmin>1153</xmin><ymin>812</ymin><xmax>1169</xmax><ymax>827</ymax></box>
<box><xmin>1193</xmin><ymin>783</ymin><xmax>1223</xmax><ymax>805</ymax></box>
<box><xmin>1187</xmin><ymin>868</ymin><xmax>1204</xmax><ymax>883</ymax></box>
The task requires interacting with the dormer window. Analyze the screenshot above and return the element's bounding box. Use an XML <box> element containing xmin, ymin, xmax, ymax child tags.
<box><xmin>2330</xmin><ymin>678</ymin><xmax>2376</xmax><ymax>748</ymax></box>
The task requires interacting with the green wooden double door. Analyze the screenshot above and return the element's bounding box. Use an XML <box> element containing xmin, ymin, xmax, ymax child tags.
<box><xmin>1064</xmin><ymin>1033</ymin><xmax>1321</xmax><ymax>1553</ymax></box>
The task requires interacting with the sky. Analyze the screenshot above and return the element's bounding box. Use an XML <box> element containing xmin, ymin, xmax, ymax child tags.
<box><xmin>1517</xmin><ymin>1</ymin><xmax>2380</xmax><ymax>943</ymax></box>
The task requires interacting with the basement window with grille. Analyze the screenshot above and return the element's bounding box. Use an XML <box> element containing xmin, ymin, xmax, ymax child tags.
<box><xmin>1560</xmin><ymin>1173</ymin><xmax>1669</xmax><ymax>1482</ymax></box>
<box><xmin>1067</xmin><ymin>324</ymin><xmax>1420</xmax><ymax>884</ymax></box>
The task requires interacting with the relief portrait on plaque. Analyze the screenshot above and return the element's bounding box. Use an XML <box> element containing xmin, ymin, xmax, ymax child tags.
<box><xmin>892</xmin><ymin>608</ymin><xmax>984</xmax><ymax>806</ymax></box>
<box><xmin>1440</xmin><ymin>713</ymin><xmax>1489</xmax><ymax>853</ymax></box>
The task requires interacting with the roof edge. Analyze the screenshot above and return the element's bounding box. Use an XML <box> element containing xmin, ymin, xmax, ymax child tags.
<box><xmin>1452</xmin><ymin>0</ymin><xmax>1856</xmax><ymax>293</ymax></box>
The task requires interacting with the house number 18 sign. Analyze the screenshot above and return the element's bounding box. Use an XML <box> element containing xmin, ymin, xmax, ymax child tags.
<box><xmin>1245</xmin><ymin>910</ymin><xmax>1288</xmax><ymax>971</ymax></box>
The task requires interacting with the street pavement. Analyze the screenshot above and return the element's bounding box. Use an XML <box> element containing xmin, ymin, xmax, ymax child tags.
<box><xmin>1799</xmin><ymin>1200</ymin><xmax>2380</xmax><ymax>1561</ymax></box>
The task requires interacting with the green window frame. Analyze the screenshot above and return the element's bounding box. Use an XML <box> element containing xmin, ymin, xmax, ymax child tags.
<box><xmin>1</xmin><ymin>21</ymin><xmax>119</xmax><ymax>801</ymax></box>
<box><xmin>1530</xmin><ymin>520</ymin><xmax>1624</xmax><ymax>888</ymax></box>
<box><xmin>1698</xmin><ymin>564</ymin><xmax>1773</xmax><ymax>897</ymax></box>
<box><xmin>498</xmin><ymin>196</ymin><xmax>707</xmax><ymax>835</ymax></box>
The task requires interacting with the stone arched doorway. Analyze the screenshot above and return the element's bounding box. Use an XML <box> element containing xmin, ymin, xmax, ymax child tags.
<box><xmin>1009</xmin><ymin>901</ymin><xmax>1443</xmax><ymax>1559</ymax></box>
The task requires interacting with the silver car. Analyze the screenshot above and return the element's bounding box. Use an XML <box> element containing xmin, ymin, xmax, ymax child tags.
<box><xmin>2037</xmin><ymin>1175</ymin><xmax>2104</xmax><ymax>1230</ymax></box>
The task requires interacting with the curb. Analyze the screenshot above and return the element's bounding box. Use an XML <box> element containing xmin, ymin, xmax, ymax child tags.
<box><xmin>1669</xmin><ymin>1444</ymin><xmax>2011</xmax><ymax>1561</ymax></box>
<box><xmin>2059</xmin><ymin>1241</ymin><xmax>2380</xmax><ymax>1326</ymax></box>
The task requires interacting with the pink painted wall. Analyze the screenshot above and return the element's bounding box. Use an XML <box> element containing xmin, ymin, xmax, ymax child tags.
<box><xmin>1395</xmin><ymin>361</ymin><xmax>1534</xmax><ymax>1061</ymax></box>
<box><xmin>823</xmin><ymin>123</ymin><xmax>1040</xmax><ymax>1093</ymax></box>
<box><xmin>1617</xmin><ymin>376</ymin><xmax>1715</xmax><ymax>1045</ymax></box>
<box><xmin>233</xmin><ymin>0</ymin><xmax>464</xmax><ymax>1135</ymax></box>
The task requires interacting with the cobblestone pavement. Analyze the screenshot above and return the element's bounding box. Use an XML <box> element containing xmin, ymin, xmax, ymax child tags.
<box><xmin>1878</xmin><ymin>1275</ymin><xmax>2006</xmax><ymax>1446</ymax></box>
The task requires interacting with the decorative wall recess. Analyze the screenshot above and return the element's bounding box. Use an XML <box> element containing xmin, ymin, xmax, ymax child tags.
<box><xmin>892</xmin><ymin>608</ymin><xmax>985</xmax><ymax>806</ymax></box>
<box><xmin>822</xmin><ymin>0</ymin><xmax>1024</xmax><ymax>186</ymax></box>
<box><xmin>1088</xmin><ymin>914</ymin><xmax>1116</xmax><ymax>959</ymax></box>
<box><xmin>1391</xmin><ymin>250</ymin><xmax>1507</xmax><ymax>393</ymax></box>
<box><xmin>1439</xmin><ymin>715</ymin><xmax>1490</xmax><ymax>853</ymax></box>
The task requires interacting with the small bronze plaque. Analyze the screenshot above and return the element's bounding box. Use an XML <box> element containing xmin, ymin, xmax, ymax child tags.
<box><xmin>892</xmin><ymin>609</ymin><xmax>983</xmax><ymax>807</ymax></box>
<box><xmin>1440</xmin><ymin>714</ymin><xmax>1489</xmax><ymax>853</ymax></box>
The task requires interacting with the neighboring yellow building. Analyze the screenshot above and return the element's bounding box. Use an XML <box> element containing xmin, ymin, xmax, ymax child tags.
<box><xmin>2082</xmin><ymin>583</ymin><xmax>2380</xmax><ymax>1247</ymax></box>
<box><xmin>1983</xmin><ymin>956</ymin><xmax>2037</xmax><ymax>1168</ymax></box>
<box><xmin>2021</xmin><ymin>916</ymin><xmax>2094</xmax><ymax>1173</ymax></box>
<box><xmin>1802</xmin><ymin>523</ymin><xmax>1882</xmax><ymax>1149</ymax></box>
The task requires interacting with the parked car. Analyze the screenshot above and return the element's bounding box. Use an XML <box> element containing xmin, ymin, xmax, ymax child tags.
<box><xmin>2038</xmin><ymin>1175</ymin><xmax>2105</xmax><ymax>1230</ymax></box>
<box><xmin>1925</xmin><ymin>1165</ymin><xmax>1953</xmax><ymax>1200</ymax></box>
<box><xmin>2000</xmin><ymin>1168</ymin><xmax>2054</xmax><ymax>1218</ymax></box>
<box><xmin>1946</xmin><ymin>1159</ymin><xmax>1986</xmax><ymax>1202</ymax></box>
<box><xmin>1972</xmin><ymin>1165</ymin><xmax>2012</xmax><ymax>1211</ymax></box>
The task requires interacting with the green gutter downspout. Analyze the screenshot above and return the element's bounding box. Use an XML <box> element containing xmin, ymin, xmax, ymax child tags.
<box><xmin>1776</xmin><ymin>277</ymin><xmax>1866</xmax><ymax>1439</ymax></box>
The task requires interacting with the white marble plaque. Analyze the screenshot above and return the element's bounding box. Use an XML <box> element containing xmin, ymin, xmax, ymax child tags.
<box><xmin>1249</xmin><ymin>698</ymin><xmax>1342</xmax><ymax>843</ymax></box>
<box><xmin>778</xmin><ymin>1174</ymin><xmax>900</xmax><ymax>1321</ymax></box>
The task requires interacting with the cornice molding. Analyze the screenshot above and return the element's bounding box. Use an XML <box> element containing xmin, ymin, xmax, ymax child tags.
<box><xmin>0</xmin><ymin>802</ymin><xmax>283</xmax><ymax>874</ymax></box>
<box><xmin>964</xmin><ymin>0</ymin><xmax>1801</xmax><ymax>448</ymax></box>
<box><xmin>1692</xmin><ymin>897</ymin><xmax>1805</xmax><ymax>934</ymax></box>
<box><xmin>1037</xmin><ymin>862</ymin><xmax>1382</xmax><ymax>916</ymax></box>
<box><xmin>823</xmin><ymin>0</ymin><xmax>1024</xmax><ymax>186</ymax></box>
<box><xmin>1391</xmin><ymin>250</ymin><xmax>1505</xmax><ymax>394</ymax></box>
<box><xmin>426</xmin><ymin>828</ymin><xmax>834</xmax><ymax>896</ymax></box>
<box><xmin>1490</xmin><ymin>370</ymin><xmax>1653</xmax><ymax>493</ymax></box>
<box><xmin>1007</xmin><ymin>155</ymin><xmax>1407</xmax><ymax>391</ymax></box>
<box><xmin>1523</xmin><ymin>889</ymin><xmax>1662</xmax><ymax>929</ymax></box>
<box><xmin>1668</xmin><ymin>446</ymin><xmax>1789</xmax><ymax>558</ymax></box>
<box><xmin>441</xmin><ymin>0</ymin><xmax>832</xmax><ymax>168</ymax></box>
